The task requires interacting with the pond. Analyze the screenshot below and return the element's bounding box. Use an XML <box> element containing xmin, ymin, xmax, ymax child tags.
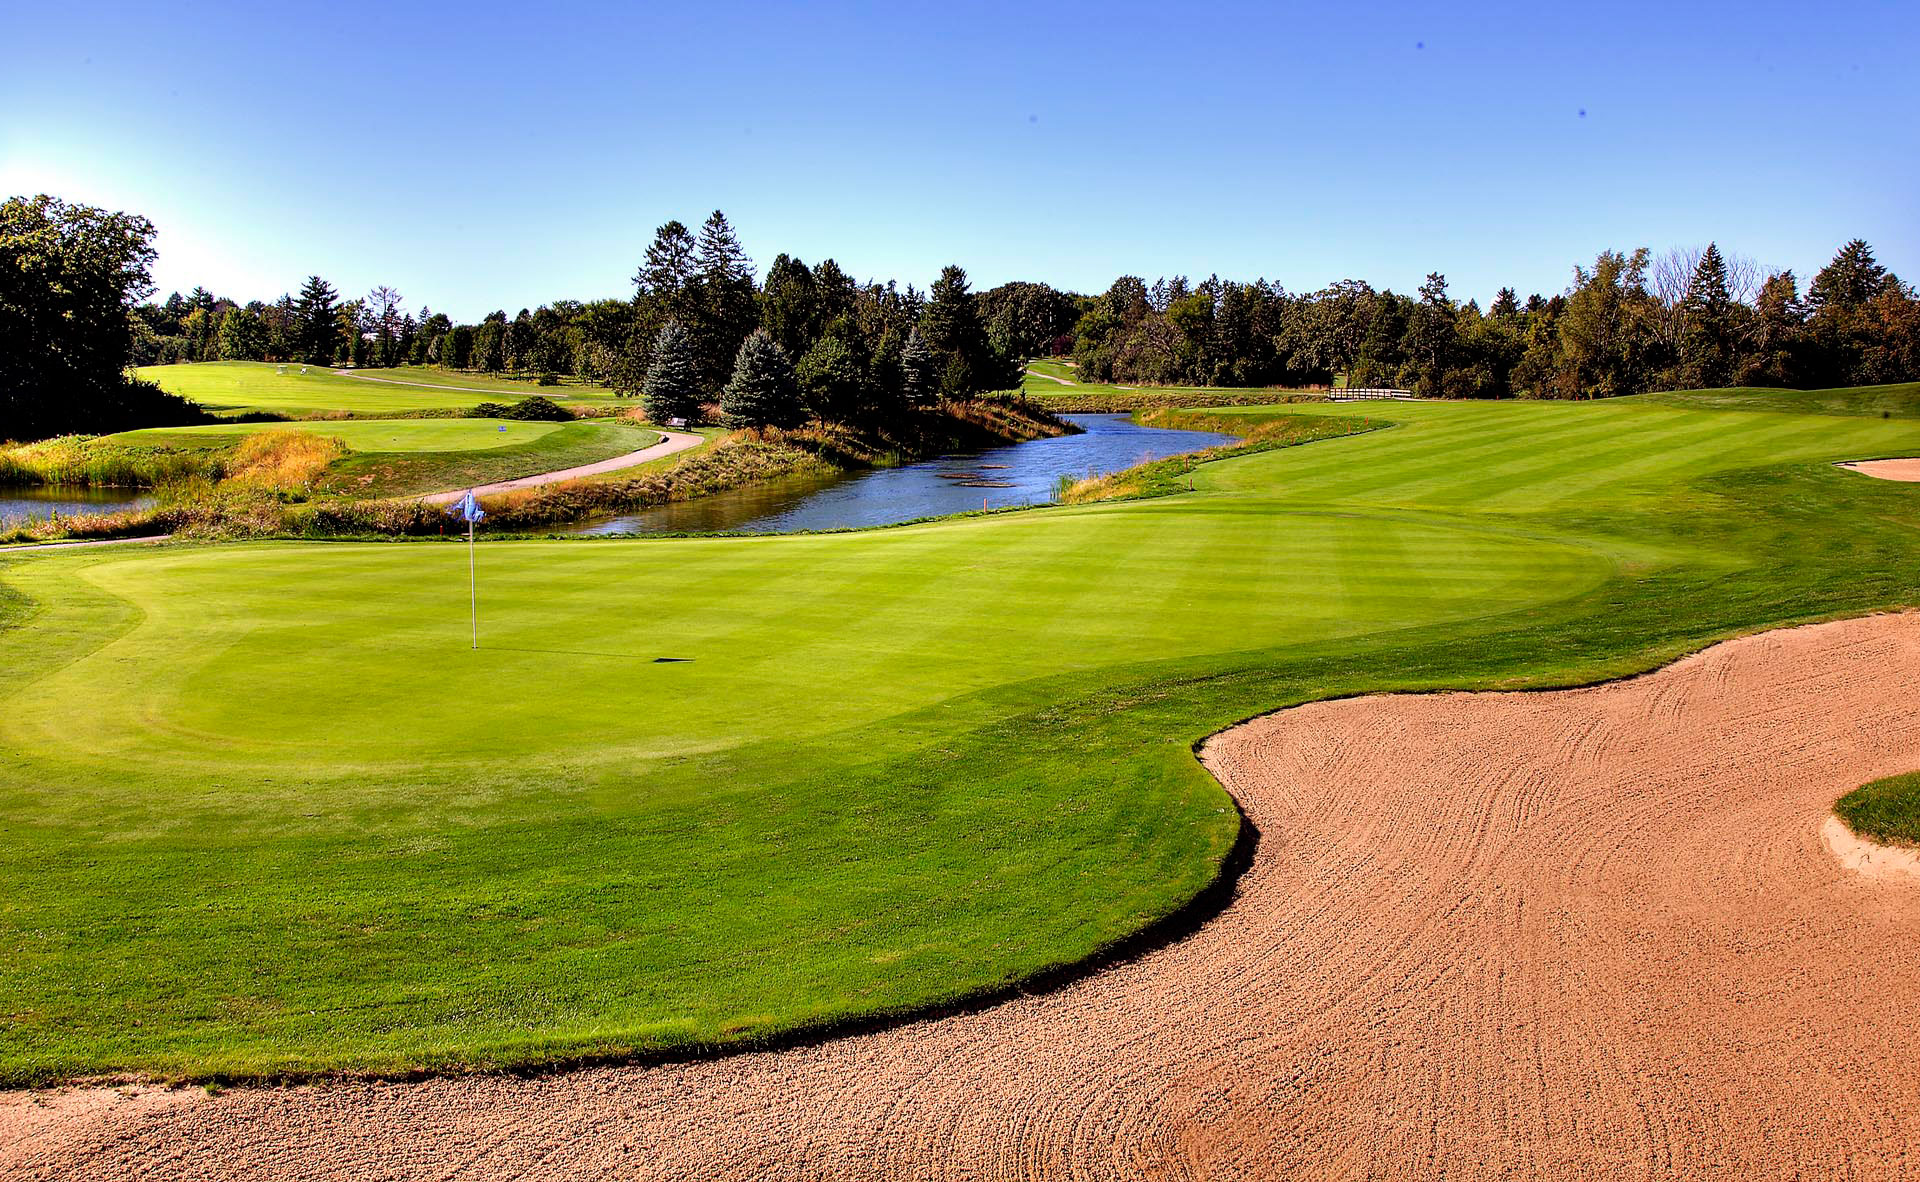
<box><xmin>561</xmin><ymin>413</ymin><xmax>1241</xmax><ymax>536</ymax></box>
<box><xmin>0</xmin><ymin>486</ymin><xmax>156</xmax><ymax>529</ymax></box>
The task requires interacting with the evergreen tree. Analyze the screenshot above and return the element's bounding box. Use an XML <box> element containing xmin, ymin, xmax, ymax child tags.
<box><xmin>1679</xmin><ymin>243</ymin><xmax>1735</xmax><ymax>387</ymax></box>
<box><xmin>796</xmin><ymin>334</ymin><xmax>868</xmax><ymax>422</ymax></box>
<box><xmin>916</xmin><ymin>264</ymin><xmax>1022</xmax><ymax>396</ymax></box>
<box><xmin>642</xmin><ymin>319</ymin><xmax>705</xmax><ymax>424</ymax></box>
<box><xmin>920</xmin><ymin>264</ymin><xmax>986</xmax><ymax>366</ymax></box>
<box><xmin>719</xmin><ymin>328</ymin><xmax>802</xmax><ymax>430</ymax></box>
<box><xmin>294</xmin><ymin>275</ymin><xmax>340</xmax><ymax>365</ymax></box>
<box><xmin>636</xmin><ymin>220</ymin><xmax>696</xmax><ymax>303</ymax></box>
<box><xmin>760</xmin><ymin>253</ymin><xmax>820</xmax><ymax>358</ymax></box>
<box><xmin>899</xmin><ymin>327</ymin><xmax>937</xmax><ymax>406</ymax></box>
<box><xmin>1808</xmin><ymin>239</ymin><xmax>1892</xmax><ymax>311</ymax></box>
<box><xmin>694</xmin><ymin>210</ymin><xmax>759</xmax><ymax>385</ymax></box>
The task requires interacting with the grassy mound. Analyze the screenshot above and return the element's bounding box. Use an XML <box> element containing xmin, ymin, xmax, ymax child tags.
<box><xmin>1836</xmin><ymin>772</ymin><xmax>1920</xmax><ymax>847</ymax></box>
<box><xmin>3</xmin><ymin>388</ymin><xmax>1920</xmax><ymax>1084</ymax></box>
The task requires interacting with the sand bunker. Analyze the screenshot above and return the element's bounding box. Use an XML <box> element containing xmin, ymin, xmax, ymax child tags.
<box><xmin>6</xmin><ymin>614</ymin><xmax>1920</xmax><ymax>1179</ymax></box>
<box><xmin>1838</xmin><ymin>457</ymin><xmax>1920</xmax><ymax>481</ymax></box>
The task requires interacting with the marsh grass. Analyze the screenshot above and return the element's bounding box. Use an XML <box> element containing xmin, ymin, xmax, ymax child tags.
<box><xmin>1</xmin><ymin>436</ymin><xmax>221</xmax><ymax>487</ymax></box>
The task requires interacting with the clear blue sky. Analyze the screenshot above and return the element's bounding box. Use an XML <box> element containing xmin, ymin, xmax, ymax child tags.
<box><xmin>5</xmin><ymin>0</ymin><xmax>1915</xmax><ymax>320</ymax></box>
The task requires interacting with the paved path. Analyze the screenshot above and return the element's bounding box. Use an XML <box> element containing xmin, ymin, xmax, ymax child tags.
<box><xmin>419</xmin><ymin>430</ymin><xmax>705</xmax><ymax>505</ymax></box>
<box><xmin>6</xmin><ymin>614</ymin><xmax>1918</xmax><ymax>1179</ymax></box>
<box><xmin>0</xmin><ymin>534</ymin><xmax>171</xmax><ymax>555</ymax></box>
<box><xmin>1024</xmin><ymin>366</ymin><xmax>1078</xmax><ymax>386</ymax></box>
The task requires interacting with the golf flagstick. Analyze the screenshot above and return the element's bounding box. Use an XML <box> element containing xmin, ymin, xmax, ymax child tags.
<box><xmin>468</xmin><ymin>508</ymin><xmax>478</xmax><ymax>650</ymax></box>
<box><xmin>447</xmin><ymin>490</ymin><xmax>485</xmax><ymax>649</ymax></box>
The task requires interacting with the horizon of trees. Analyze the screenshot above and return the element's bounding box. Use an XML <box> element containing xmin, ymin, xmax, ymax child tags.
<box><xmin>15</xmin><ymin>187</ymin><xmax>1916</xmax><ymax>443</ymax></box>
<box><xmin>134</xmin><ymin>229</ymin><xmax>1918</xmax><ymax>407</ymax></box>
<box><xmin>1067</xmin><ymin>240</ymin><xmax>1918</xmax><ymax>397</ymax></box>
<box><xmin>129</xmin><ymin>210</ymin><xmax>1027</xmax><ymax>432</ymax></box>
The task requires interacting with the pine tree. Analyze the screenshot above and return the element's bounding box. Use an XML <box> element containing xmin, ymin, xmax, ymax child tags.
<box><xmin>900</xmin><ymin>327</ymin><xmax>937</xmax><ymax>407</ymax></box>
<box><xmin>1808</xmin><ymin>239</ymin><xmax>1891</xmax><ymax>311</ymax></box>
<box><xmin>636</xmin><ymin>220</ymin><xmax>696</xmax><ymax>302</ymax></box>
<box><xmin>643</xmin><ymin>319</ymin><xmax>705</xmax><ymax>424</ymax></box>
<box><xmin>920</xmin><ymin>265</ymin><xmax>984</xmax><ymax>361</ymax></box>
<box><xmin>1679</xmin><ymin>243</ymin><xmax>1734</xmax><ymax>387</ymax></box>
<box><xmin>796</xmin><ymin>335</ymin><xmax>868</xmax><ymax>423</ymax></box>
<box><xmin>694</xmin><ymin>210</ymin><xmax>759</xmax><ymax>385</ymax></box>
<box><xmin>294</xmin><ymin>275</ymin><xmax>340</xmax><ymax>366</ymax></box>
<box><xmin>918</xmin><ymin>264</ymin><xmax>1006</xmax><ymax>398</ymax></box>
<box><xmin>719</xmin><ymin>329</ymin><xmax>803</xmax><ymax>430</ymax></box>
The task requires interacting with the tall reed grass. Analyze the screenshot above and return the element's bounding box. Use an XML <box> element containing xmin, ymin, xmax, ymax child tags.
<box><xmin>0</xmin><ymin>436</ymin><xmax>220</xmax><ymax>487</ymax></box>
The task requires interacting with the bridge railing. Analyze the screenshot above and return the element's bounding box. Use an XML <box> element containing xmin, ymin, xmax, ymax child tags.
<box><xmin>1331</xmin><ymin>387</ymin><xmax>1415</xmax><ymax>401</ymax></box>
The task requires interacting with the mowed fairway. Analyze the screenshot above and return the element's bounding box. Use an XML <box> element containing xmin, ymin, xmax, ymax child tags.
<box><xmin>3</xmin><ymin>391</ymin><xmax>1920</xmax><ymax>1084</ymax></box>
<box><xmin>106</xmin><ymin>418</ymin><xmax>574</xmax><ymax>452</ymax></box>
<box><xmin>135</xmin><ymin>361</ymin><xmax>617</xmax><ymax>416</ymax></box>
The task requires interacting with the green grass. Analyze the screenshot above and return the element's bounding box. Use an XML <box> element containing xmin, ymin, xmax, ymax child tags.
<box><xmin>137</xmin><ymin>361</ymin><xmax>620</xmax><ymax>417</ymax></box>
<box><xmin>97</xmin><ymin>417</ymin><xmax>662</xmax><ymax>500</ymax></box>
<box><xmin>1642</xmin><ymin>381</ymin><xmax>1920</xmax><ymax>418</ymax></box>
<box><xmin>1835</xmin><ymin>772</ymin><xmax>1920</xmax><ymax>847</ymax></box>
<box><xmin>320</xmin><ymin>420</ymin><xmax>658</xmax><ymax>498</ymax></box>
<box><xmin>1024</xmin><ymin>358</ymin><xmax>1079</xmax><ymax>384</ymax></box>
<box><xmin>3</xmin><ymin>384</ymin><xmax>1920</xmax><ymax>1084</ymax></box>
<box><xmin>107</xmin><ymin>419</ymin><xmax>574</xmax><ymax>453</ymax></box>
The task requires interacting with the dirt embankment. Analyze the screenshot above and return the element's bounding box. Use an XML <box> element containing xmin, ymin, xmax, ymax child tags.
<box><xmin>6</xmin><ymin>614</ymin><xmax>1920</xmax><ymax>1179</ymax></box>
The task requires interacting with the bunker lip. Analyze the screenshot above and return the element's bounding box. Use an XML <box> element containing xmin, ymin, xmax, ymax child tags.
<box><xmin>1837</xmin><ymin>457</ymin><xmax>1920</xmax><ymax>481</ymax></box>
<box><xmin>8</xmin><ymin>612</ymin><xmax>1920</xmax><ymax>1178</ymax></box>
<box><xmin>1824</xmin><ymin>813</ymin><xmax>1920</xmax><ymax>879</ymax></box>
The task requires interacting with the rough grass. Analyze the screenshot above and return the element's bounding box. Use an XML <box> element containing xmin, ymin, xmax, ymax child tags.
<box><xmin>4</xmin><ymin>391</ymin><xmax>1920</xmax><ymax>1084</ymax></box>
<box><xmin>1835</xmin><ymin>771</ymin><xmax>1920</xmax><ymax>847</ymax></box>
<box><xmin>226</xmin><ymin>431</ymin><xmax>345</xmax><ymax>490</ymax></box>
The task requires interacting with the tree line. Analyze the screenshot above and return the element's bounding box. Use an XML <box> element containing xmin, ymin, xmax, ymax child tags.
<box><xmin>130</xmin><ymin>210</ymin><xmax>1027</xmax><ymax>431</ymax></box>
<box><xmin>1067</xmin><ymin>240</ymin><xmax>1918</xmax><ymax>396</ymax></box>
<box><xmin>12</xmin><ymin>188</ymin><xmax>1919</xmax><ymax>443</ymax></box>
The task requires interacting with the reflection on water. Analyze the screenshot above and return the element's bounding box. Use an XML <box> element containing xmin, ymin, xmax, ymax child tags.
<box><xmin>0</xmin><ymin>486</ymin><xmax>155</xmax><ymax>528</ymax></box>
<box><xmin>561</xmin><ymin>413</ymin><xmax>1240</xmax><ymax>536</ymax></box>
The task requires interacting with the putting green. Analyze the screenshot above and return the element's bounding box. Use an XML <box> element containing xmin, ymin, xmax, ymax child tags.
<box><xmin>3</xmin><ymin>388</ymin><xmax>1919</xmax><ymax>1084</ymax></box>
<box><xmin>107</xmin><ymin>418</ymin><xmax>570</xmax><ymax>453</ymax></box>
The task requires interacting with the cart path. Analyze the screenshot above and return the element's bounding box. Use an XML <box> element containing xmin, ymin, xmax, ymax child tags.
<box><xmin>0</xmin><ymin>534</ymin><xmax>171</xmax><ymax>555</ymax></box>
<box><xmin>6</xmin><ymin>613</ymin><xmax>1920</xmax><ymax>1179</ymax></box>
<box><xmin>418</xmin><ymin>430</ymin><xmax>705</xmax><ymax>505</ymax></box>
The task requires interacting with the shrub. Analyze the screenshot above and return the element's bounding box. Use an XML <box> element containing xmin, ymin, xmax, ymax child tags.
<box><xmin>468</xmin><ymin>396</ymin><xmax>573</xmax><ymax>422</ymax></box>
